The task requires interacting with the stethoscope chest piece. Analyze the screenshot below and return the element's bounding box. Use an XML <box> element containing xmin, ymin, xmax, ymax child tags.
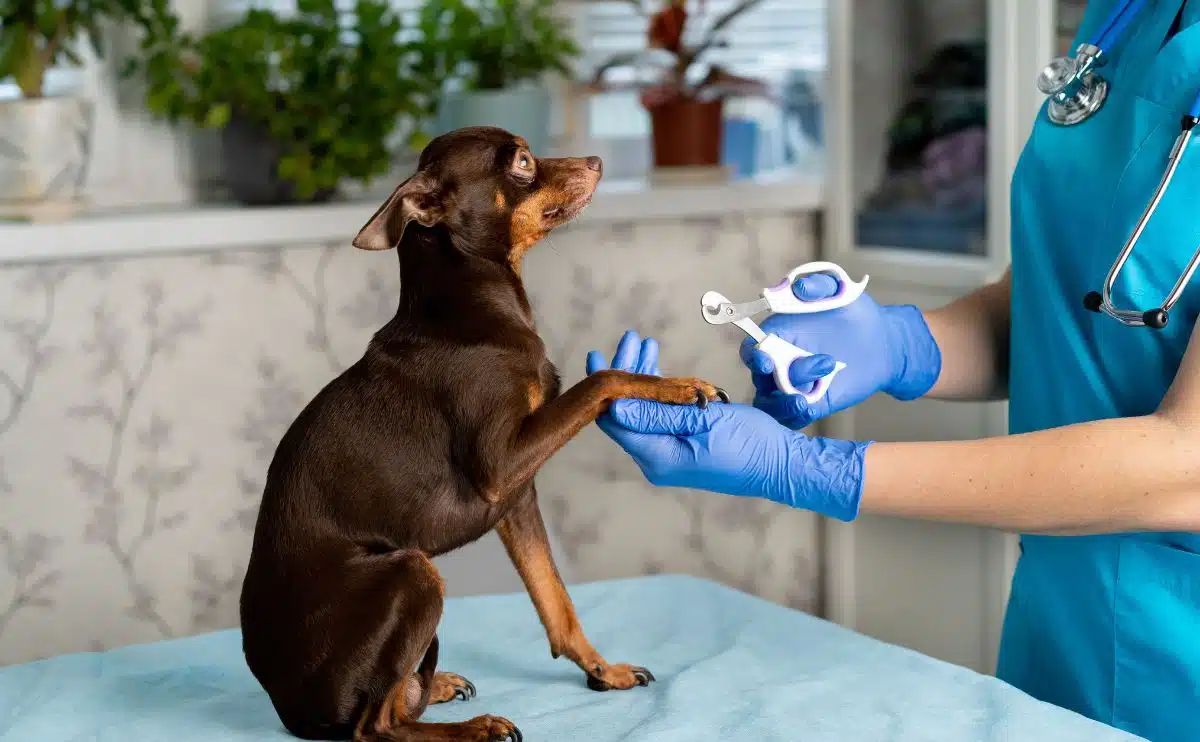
<box><xmin>1037</xmin><ymin>56</ymin><xmax>1080</xmax><ymax>96</ymax></box>
<box><xmin>1046</xmin><ymin>72</ymin><xmax>1110</xmax><ymax>126</ymax></box>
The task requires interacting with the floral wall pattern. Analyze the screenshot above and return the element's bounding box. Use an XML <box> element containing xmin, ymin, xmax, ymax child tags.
<box><xmin>0</xmin><ymin>211</ymin><xmax>821</xmax><ymax>667</ymax></box>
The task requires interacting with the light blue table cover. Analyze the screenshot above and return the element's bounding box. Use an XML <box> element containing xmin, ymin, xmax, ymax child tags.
<box><xmin>0</xmin><ymin>574</ymin><xmax>1145</xmax><ymax>741</ymax></box>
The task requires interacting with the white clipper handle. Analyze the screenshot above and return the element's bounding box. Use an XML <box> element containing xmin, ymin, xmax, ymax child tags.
<box><xmin>762</xmin><ymin>261</ymin><xmax>869</xmax><ymax>314</ymax></box>
<box><xmin>757</xmin><ymin>333</ymin><xmax>846</xmax><ymax>404</ymax></box>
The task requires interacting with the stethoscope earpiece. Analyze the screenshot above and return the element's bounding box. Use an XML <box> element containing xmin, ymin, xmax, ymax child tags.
<box><xmin>1143</xmin><ymin>309</ymin><xmax>1169</xmax><ymax>329</ymax></box>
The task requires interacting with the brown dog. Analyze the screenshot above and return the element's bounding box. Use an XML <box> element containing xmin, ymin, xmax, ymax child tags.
<box><xmin>239</xmin><ymin>126</ymin><xmax>727</xmax><ymax>742</ymax></box>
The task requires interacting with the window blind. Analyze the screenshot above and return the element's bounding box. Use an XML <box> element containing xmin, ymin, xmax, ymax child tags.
<box><xmin>580</xmin><ymin>0</ymin><xmax>827</xmax><ymax>85</ymax></box>
<box><xmin>215</xmin><ymin>0</ymin><xmax>424</xmax><ymax>32</ymax></box>
<box><xmin>215</xmin><ymin>0</ymin><xmax>827</xmax><ymax>146</ymax></box>
<box><xmin>580</xmin><ymin>0</ymin><xmax>826</xmax><ymax>147</ymax></box>
<box><xmin>222</xmin><ymin>0</ymin><xmax>826</xmax><ymax>84</ymax></box>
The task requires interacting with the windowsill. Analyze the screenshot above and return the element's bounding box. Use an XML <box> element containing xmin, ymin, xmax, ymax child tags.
<box><xmin>0</xmin><ymin>168</ymin><xmax>824</xmax><ymax>265</ymax></box>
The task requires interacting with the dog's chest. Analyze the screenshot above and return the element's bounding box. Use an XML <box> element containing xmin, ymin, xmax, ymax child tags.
<box><xmin>541</xmin><ymin>360</ymin><xmax>562</xmax><ymax>402</ymax></box>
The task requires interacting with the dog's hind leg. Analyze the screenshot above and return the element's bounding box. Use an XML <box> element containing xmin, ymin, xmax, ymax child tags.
<box><xmin>496</xmin><ymin>488</ymin><xmax>653</xmax><ymax>693</ymax></box>
<box><xmin>353</xmin><ymin>551</ymin><xmax>521</xmax><ymax>742</ymax></box>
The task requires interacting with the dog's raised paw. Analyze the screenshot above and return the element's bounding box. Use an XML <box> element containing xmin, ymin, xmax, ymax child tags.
<box><xmin>586</xmin><ymin>663</ymin><xmax>656</xmax><ymax>691</ymax></box>
<box><xmin>647</xmin><ymin>377</ymin><xmax>726</xmax><ymax>408</ymax></box>
<box><xmin>430</xmin><ymin>671</ymin><xmax>477</xmax><ymax>703</ymax></box>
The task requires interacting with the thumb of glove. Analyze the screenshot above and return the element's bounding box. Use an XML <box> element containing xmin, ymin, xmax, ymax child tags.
<box><xmin>787</xmin><ymin>354</ymin><xmax>836</xmax><ymax>391</ymax></box>
<box><xmin>740</xmin><ymin>338</ymin><xmax>836</xmax><ymax>380</ymax></box>
<box><xmin>791</xmin><ymin>273</ymin><xmax>841</xmax><ymax>301</ymax></box>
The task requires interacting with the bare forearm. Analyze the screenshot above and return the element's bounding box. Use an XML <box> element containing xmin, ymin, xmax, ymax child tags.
<box><xmin>858</xmin><ymin>413</ymin><xmax>1200</xmax><ymax>533</ymax></box>
<box><xmin>921</xmin><ymin>269</ymin><xmax>1011</xmax><ymax>401</ymax></box>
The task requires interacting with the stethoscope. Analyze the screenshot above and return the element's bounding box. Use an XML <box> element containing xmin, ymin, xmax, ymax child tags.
<box><xmin>1039</xmin><ymin>0</ymin><xmax>1200</xmax><ymax>328</ymax></box>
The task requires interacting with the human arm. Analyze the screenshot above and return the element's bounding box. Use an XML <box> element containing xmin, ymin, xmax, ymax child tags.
<box><xmin>861</xmin><ymin>314</ymin><xmax>1200</xmax><ymax>533</ymax></box>
<box><xmin>921</xmin><ymin>266</ymin><xmax>1011</xmax><ymax>401</ymax></box>
<box><xmin>595</xmin><ymin>322</ymin><xmax>1200</xmax><ymax>535</ymax></box>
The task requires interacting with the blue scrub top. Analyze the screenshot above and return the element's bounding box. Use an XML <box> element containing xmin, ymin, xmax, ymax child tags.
<box><xmin>1001</xmin><ymin>1</ymin><xmax>1200</xmax><ymax>739</ymax></box>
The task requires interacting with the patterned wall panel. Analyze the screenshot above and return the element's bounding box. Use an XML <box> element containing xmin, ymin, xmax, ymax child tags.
<box><xmin>0</xmin><ymin>212</ymin><xmax>821</xmax><ymax>666</ymax></box>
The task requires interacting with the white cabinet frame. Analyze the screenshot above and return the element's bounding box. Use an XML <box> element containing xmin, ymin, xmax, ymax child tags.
<box><xmin>819</xmin><ymin>0</ymin><xmax>1056</xmax><ymax>673</ymax></box>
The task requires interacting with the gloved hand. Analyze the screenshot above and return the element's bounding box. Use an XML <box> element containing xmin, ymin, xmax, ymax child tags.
<box><xmin>587</xmin><ymin>331</ymin><xmax>870</xmax><ymax>521</ymax></box>
<box><xmin>743</xmin><ymin>273</ymin><xmax>941</xmax><ymax>430</ymax></box>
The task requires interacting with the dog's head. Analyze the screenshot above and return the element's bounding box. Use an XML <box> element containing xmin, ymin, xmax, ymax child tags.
<box><xmin>353</xmin><ymin>127</ymin><xmax>603</xmax><ymax>269</ymax></box>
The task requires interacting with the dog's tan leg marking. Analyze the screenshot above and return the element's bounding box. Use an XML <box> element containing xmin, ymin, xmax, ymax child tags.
<box><xmin>496</xmin><ymin>491</ymin><xmax>654</xmax><ymax>692</ymax></box>
<box><xmin>525</xmin><ymin>380</ymin><xmax>545</xmax><ymax>412</ymax></box>
<box><xmin>362</xmin><ymin>671</ymin><xmax>513</xmax><ymax>741</ymax></box>
<box><xmin>480</xmin><ymin>370</ymin><xmax>724</xmax><ymax>504</ymax></box>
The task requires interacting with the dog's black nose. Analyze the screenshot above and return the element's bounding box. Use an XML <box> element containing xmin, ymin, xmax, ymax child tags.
<box><xmin>586</xmin><ymin>156</ymin><xmax>603</xmax><ymax>173</ymax></box>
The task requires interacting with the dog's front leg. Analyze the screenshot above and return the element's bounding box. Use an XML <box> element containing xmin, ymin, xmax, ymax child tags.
<box><xmin>480</xmin><ymin>369</ymin><xmax>725</xmax><ymax>503</ymax></box>
<box><xmin>496</xmin><ymin>489</ymin><xmax>653</xmax><ymax>691</ymax></box>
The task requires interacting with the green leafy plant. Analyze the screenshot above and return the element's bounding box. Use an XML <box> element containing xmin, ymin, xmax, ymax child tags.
<box><xmin>0</xmin><ymin>0</ymin><xmax>170</xmax><ymax>98</ymax></box>
<box><xmin>415</xmin><ymin>0</ymin><xmax>580</xmax><ymax>93</ymax></box>
<box><xmin>127</xmin><ymin>0</ymin><xmax>436</xmax><ymax>199</ymax></box>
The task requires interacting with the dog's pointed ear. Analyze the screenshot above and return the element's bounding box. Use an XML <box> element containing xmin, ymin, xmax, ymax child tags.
<box><xmin>352</xmin><ymin>172</ymin><xmax>442</xmax><ymax>251</ymax></box>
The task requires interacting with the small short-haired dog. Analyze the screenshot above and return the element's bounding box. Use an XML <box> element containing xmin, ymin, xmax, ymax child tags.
<box><xmin>239</xmin><ymin>126</ymin><xmax>727</xmax><ymax>742</ymax></box>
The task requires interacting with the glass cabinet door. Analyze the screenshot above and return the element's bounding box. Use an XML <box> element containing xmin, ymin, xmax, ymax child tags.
<box><xmin>851</xmin><ymin>0</ymin><xmax>990</xmax><ymax>257</ymax></box>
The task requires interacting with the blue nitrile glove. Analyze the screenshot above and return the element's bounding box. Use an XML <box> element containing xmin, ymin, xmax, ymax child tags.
<box><xmin>587</xmin><ymin>330</ymin><xmax>870</xmax><ymax>521</ymax></box>
<box><xmin>743</xmin><ymin>273</ymin><xmax>941</xmax><ymax>430</ymax></box>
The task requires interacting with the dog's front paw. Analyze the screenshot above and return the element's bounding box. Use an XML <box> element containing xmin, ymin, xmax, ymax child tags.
<box><xmin>648</xmin><ymin>377</ymin><xmax>729</xmax><ymax>409</ymax></box>
<box><xmin>429</xmin><ymin>671</ymin><xmax>477</xmax><ymax>703</ymax></box>
<box><xmin>585</xmin><ymin>662</ymin><xmax>656</xmax><ymax>691</ymax></box>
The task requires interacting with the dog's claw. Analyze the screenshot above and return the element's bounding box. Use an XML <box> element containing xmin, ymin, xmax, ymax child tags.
<box><xmin>509</xmin><ymin>728</ymin><xmax>523</xmax><ymax>742</ymax></box>
<box><xmin>696</xmin><ymin>391</ymin><xmax>710</xmax><ymax>409</ymax></box>
<box><xmin>453</xmin><ymin>678</ymin><xmax>475</xmax><ymax>701</ymax></box>
<box><xmin>632</xmin><ymin>667</ymin><xmax>655</xmax><ymax>685</ymax></box>
<box><xmin>716</xmin><ymin>387</ymin><xmax>731</xmax><ymax>403</ymax></box>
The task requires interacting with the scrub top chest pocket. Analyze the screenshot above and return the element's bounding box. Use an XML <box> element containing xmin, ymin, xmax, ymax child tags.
<box><xmin>1010</xmin><ymin>94</ymin><xmax>1199</xmax><ymax>424</ymax></box>
<box><xmin>1093</xmin><ymin>96</ymin><xmax>1200</xmax><ymax>334</ymax></box>
<box><xmin>1035</xmin><ymin>0</ymin><xmax>1200</xmax><ymax>330</ymax></box>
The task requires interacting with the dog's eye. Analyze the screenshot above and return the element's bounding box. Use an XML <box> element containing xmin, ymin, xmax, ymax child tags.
<box><xmin>513</xmin><ymin>152</ymin><xmax>534</xmax><ymax>175</ymax></box>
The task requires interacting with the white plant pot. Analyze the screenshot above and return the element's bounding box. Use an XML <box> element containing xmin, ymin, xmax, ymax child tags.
<box><xmin>0</xmin><ymin>95</ymin><xmax>94</xmax><ymax>222</ymax></box>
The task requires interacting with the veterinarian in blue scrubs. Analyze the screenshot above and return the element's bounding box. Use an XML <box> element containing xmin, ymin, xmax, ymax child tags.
<box><xmin>587</xmin><ymin>2</ymin><xmax>1200</xmax><ymax>740</ymax></box>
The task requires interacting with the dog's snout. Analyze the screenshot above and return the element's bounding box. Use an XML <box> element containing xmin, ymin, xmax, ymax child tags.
<box><xmin>586</xmin><ymin>156</ymin><xmax>603</xmax><ymax>173</ymax></box>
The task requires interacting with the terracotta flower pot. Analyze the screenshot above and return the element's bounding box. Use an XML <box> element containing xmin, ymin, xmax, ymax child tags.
<box><xmin>648</xmin><ymin>97</ymin><xmax>723</xmax><ymax>168</ymax></box>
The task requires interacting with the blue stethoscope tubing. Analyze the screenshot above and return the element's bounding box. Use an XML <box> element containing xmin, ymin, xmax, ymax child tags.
<box><xmin>1041</xmin><ymin>0</ymin><xmax>1200</xmax><ymax>328</ymax></box>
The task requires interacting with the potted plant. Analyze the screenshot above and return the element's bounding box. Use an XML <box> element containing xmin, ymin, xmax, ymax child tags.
<box><xmin>128</xmin><ymin>0</ymin><xmax>435</xmax><ymax>205</ymax></box>
<box><xmin>588</xmin><ymin>0</ymin><xmax>771</xmax><ymax>170</ymax></box>
<box><xmin>416</xmin><ymin>0</ymin><xmax>579</xmax><ymax>156</ymax></box>
<box><xmin>0</xmin><ymin>1</ymin><xmax>166</xmax><ymax>220</ymax></box>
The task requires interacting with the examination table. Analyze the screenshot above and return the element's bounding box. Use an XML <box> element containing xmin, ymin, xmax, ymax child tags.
<box><xmin>0</xmin><ymin>574</ymin><xmax>1146</xmax><ymax>741</ymax></box>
